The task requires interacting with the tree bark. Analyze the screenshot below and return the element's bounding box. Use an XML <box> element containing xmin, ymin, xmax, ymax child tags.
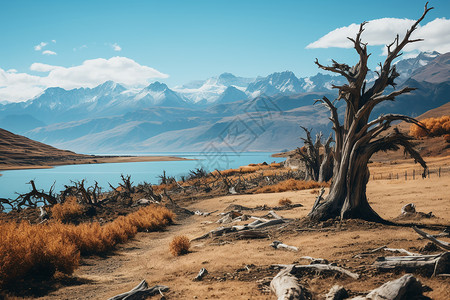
<box><xmin>307</xmin><ymin>4</ymin><xmax>432</xmax><ymax>222</ymax></box>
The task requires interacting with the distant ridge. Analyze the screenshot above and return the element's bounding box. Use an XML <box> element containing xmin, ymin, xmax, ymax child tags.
<box><xmin>0</xmin><ymin>128</ymin><xmax>91</xmax><ymax>168</ymax></box>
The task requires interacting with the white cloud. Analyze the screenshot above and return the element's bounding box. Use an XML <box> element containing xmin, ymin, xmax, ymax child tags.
<box><xmin>112</xmin><ymin>43</ymin><xmax>122</xmax><ymax>51</ymax></box>
<box><xmin>52</xmin><ymin>40</ymin><xmax>56</xmax><ymax>43</ymax></box>
<box><xmin>0</xmin><ymin>57</ymin><xmax>168</xmax><ymax>102</ymax></box>
<box><xmin>42</xmin><ymin>50</ymin><xmax>57</xmax><ymax>55</ymax></box>
<box><xmin>306</xmin><ymin>17</ymin><xmax>450</xmax><ymax>55</ymax></box>
<box><xmin>34</xmin><ymin>41</ymin><xmax>48</xmax><ymax>51</ymax></box>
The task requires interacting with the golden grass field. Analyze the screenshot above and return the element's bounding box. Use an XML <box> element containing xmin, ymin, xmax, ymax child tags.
<box><xmin>22</xmin><ymin>156</ymin><xmax>449</xmax><ymax>300</ymax></box>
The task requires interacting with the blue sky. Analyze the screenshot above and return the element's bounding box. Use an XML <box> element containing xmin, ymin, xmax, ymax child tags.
<box><xmin>0</xmin><ymin>0</ymin><xmax>449</xmax><ymax>101</ymax></box>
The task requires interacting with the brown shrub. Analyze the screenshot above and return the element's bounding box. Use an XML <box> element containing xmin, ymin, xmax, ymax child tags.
<box><xmin>169</xmin><ymin>235</ymin><xmax>190</xmax><ymax>256</ymax></box>
<box><xmin>0</xmin><ymin>221</ymin><xmax>79</xmax><ymax>288</ymax></box>
<box><xmin>278</xmin><ymin>198</ymin><xmax>292</xmax><ymax>206</ymax></box>
<box><xmin>409</xmin><ymin>116</ymin><xmax>450</xmax><ymax>138</ymax></box>
<box><xmin>51</xmin><ymin>196</ymin><xmax>83</xmax><ymax>222</ymax></box>
<box><xmin>255</xmin><ymin>179</ymin><xmax>329</xmax><ymax>193</ymax></box>
<box><xmin>0</xmin><ymin>204</ymin><xmax>175</xmax><ymax>288</ymax></box>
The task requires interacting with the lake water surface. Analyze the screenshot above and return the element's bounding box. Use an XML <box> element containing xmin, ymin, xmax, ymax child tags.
<box><xmin>0</xmin><ymin>152</ymin><xmax>284</xmax><ymax>200</ymax></box>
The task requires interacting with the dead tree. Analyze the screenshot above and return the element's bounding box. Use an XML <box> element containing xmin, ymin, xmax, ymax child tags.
<box><xmin>13</xmin><ymin>180</ymin><xmax>57</xmax><ymax>208</ymax></box>
<box><xmin>308</xmin><ymin>3</ymin><xmax>432</xmax><ymax>222</ymax></box>
<box><xmin>297</xmin><ymin>127</ymin><xmax>334</xmax><ymax>182</ymax></box>
<box><xmin>119</xmin><ymin>174</ymin><xmax>134</xmax><ymax>194</ymax></box>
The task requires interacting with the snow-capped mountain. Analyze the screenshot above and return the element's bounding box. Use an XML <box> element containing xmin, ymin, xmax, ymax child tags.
<box><xmin>216</xmin><ymin>86</ymin><xmax>248</xmax><ymax>104</ymax></box>
<box><xmin>395</xmin><ymin>51</ymin><xmax>440</xmax><ymax>83</ymax></box>
<box><xmin>246</xmin><ymin>71</ymin><xmax>304</xmax><ymax>97</ymax></box>
<box><xmin>174</xmin><ymin>72</ymin><xmax>254</xmax><ymax>104</ymax></box>
<box><xmin>133</xmin><ymin>82</ymin><xmax>189</xmax><ymax>107</ymax></box>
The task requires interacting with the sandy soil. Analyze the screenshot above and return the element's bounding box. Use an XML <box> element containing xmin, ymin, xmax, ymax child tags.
<box><xmin>36</xmin><ymin>159</ymin><xmax>450</xmax><ymax>300</ymax></box>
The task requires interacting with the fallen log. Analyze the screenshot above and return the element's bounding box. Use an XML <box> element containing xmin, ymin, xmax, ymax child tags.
<box><xmin>325</xmin><ymin>285</ymin><xmax>348</xmax><ymax>300</ymax></box>
<box><xmin>108</xmin><ymin>280</ymin><xmax>169</xmax><ymax>300</ymax></box>
<box><xmin>354</xmin><ymin>245</ymin><xmax>419</xmax><ymax>258</ymax></box>
<box><xmin>270</xmin><ymin>265</ymin><xmax>305</xmax><ymax>300</ymax></box>
<box><xmin>252</xmin><ymin>218</ymin><xmax>285</xmax><ymax>229</ymax></box>
<box><xmin>271</xmin><ymin>241</ymin><xmax>298</xmax><ymax>252</ymax></box>
<box><xmin>272</xmin><ymin>264</ymin><xmax>359</xmax><ymax>280</ymax></box>
<box><xmin>300</xmin><ymin>256</ymin><xmax>328</xmax><ymax>264</ymax></box>
<box><xmin>232</xmin><ymin>230</ymin><xmax>268</xmax><ymax>239</ymax></box>
<box><xmin>351</xmin><ymin>274</ymin><xmax>423</xmax><ymax>300</ymax></box>
<box><xmin>374</xmin><ymin>252</ymin><xmax>450</xmax><ymax>276</ymax></box>
<box><xmin>413</xmin><ymin>226</ymin><xmax>450</xmax><ymax>251</ymax></box>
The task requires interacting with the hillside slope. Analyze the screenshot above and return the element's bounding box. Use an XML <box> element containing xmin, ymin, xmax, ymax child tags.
<box><xmin>0</xmin><ymin>128</ymin><xmax>92</xmax><ymax>168</ymax></box>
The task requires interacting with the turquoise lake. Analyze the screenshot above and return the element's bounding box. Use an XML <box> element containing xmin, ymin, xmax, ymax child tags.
<box><xmin>0</xmin><ymin>152</ymin><xmax>284</xmax><ymax>201</ymax></box>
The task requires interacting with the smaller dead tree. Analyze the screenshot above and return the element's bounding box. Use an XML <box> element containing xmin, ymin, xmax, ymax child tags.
<box><xmin>119</xmin><ymin>174</ymin><xmax>134</xmax><ymax>194</ymax></box>
<box><xmin>296</xmin><ymin>127</ymin><xmax>334</xmax><ymax>182</ymax></box>
<box><xmin>13</xmin><ymin>180</ymin><xmax>57</xmax><ymax>209</ymax></box>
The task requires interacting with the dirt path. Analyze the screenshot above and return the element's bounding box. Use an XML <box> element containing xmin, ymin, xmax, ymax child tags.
<box><xmin>40</xmin><ymin>174</ymin><xmax>450</xmax><ymax>300</ymax></box>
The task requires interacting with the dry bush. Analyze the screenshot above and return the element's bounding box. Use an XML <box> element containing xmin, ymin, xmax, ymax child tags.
<box><xmin>409</xmin><ymin>116</ymin><xmax>450</xmax><ymax>138</ymax></box>
<box><xmin>0</xmin><ymin>221</ymin><xmax>79</xmax><ymax>288</ymax></box>
<box><xmin>0</xmin><ymin>204</ymin><xmax>175</xmax><ymax>288</ymax></box>
<box><xmin>169</xmin><ymin>235</ymin><xmax>190</xmax><ymax>256</ymax></box>
<box><xmin>278</xmin><ymin>198</ymin><xmax>292</xmax><ymax>206</ymax></box>
<box><xmin>51</xmin><ymin>196</ymin><xmax>83</xmax><ymax>222</ymax></box>
<box><xmin>127</xmin><ymin>205</ymin><xmax>175</xmax><ymax>232</ymax></box>
<box><xmin>255</xmin><ymin>179</ymin><xmax>329</xmax><ymax>193</ymax></box>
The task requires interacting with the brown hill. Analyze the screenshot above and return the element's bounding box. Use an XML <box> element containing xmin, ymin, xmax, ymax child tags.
<box><xmin>0</xmin><ymin>128</ymin><xmax>93</xmax><ymax>169</ymax></box>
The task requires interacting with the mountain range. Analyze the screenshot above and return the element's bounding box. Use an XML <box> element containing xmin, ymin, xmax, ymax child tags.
<box><xmin>0</xmin><ymin>51</ymin><xmax>448</xmax><ymax>153</ymax></box>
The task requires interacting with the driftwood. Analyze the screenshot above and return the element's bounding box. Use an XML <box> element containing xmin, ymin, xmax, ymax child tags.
<box><xmin>108</xmin><ymin>280</ymin><xmax>169</xmax><ymax>300</ymax></box>
<box><xmin>271</xmin><ymin>263</ymin><xmax>358</xmax><ymax>300</ymax></box>
<box><xmin>300</xmin><ymin>256</ymin><xmax>328</xmax><ymax>264</ymax></box>
<box><xmin>192</xmin><ymin>211</ymin><xmax>287</xmax><ymax>241</ymax></box>
<box><xmin>374</xmin><ymin>252</ymin><xmax>450</xmax><ymax>276</ymax></box>
<box><xmin>193</xmin><ymin>268</ymin><xmax>208</xmax><ymax>281</ymax></box>
<box><xmin>273</xmin><ymin>264</ymin><xmax>359</xmax><ymax>280</ymax></box>
<box><xmin>413</xmin><ymin>226</ymin><xmax>450</xmax><ymax>251</ymax></box>
<box><xmin>354</xmin><ymin>245</ymin><xmax>419</xmax><ymax>258</ymax></box>
<box><xmin>352</xmin><ymin>274</ymin><xmax>423</xmax><ymax>300</ymax></box>
<box><xmin>271</xmin><ymin>241</ymin><xmax>298</xmax><ymax>252</ymax></box>
<box><xmin>325</xmin><ymin>285</ymin><xmax>348</xmax><ymax>300</ymax></box>
<box><xmin>270</xmin><ymin>265</ymin><xmax>305</xmax><ymax>300</ymax></box>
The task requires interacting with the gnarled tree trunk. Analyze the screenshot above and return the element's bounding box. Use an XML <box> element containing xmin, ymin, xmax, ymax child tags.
<box><xmin>308</xmin><ymin>4</ymin><xmax>432</xmax><ymax>222</ymax></box>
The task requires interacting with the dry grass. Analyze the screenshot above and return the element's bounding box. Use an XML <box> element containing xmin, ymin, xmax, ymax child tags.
<box><xmin>169</xmin><ymin>235</ymin><xmax>190</xmax><ymax>256</ymax></box>
<box><xmin>255</xmin><ymin>179</ymin><xmax>329</xmax><ymax>193</ymax></box>
<box><xmin>410</xmin><ymin>115</ymin><xmax>450</xmax><ymax>137</ymax></box>
<box><xmin>51</xmin><ymin>196</ymin><xmax>84</xmax><ymax>223</ymax></box>
<box><xmin>0</xmin><ymin>204</ymin><xmax>174</xmax><ymax>288</ymax></box>
<box><xmin>0</xmin><ymin>220</ymin><xmax>79</xmax><ymax>288</ymax></box>
<box><xmin>278</xmin><ymin>198</ymin><xmax>292</xmax><ymax>206</ymax></box>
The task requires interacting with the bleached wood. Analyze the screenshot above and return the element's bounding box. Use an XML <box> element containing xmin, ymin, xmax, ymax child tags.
<box><xmin>272</xmin><ymin>264</ymin><xmax>359</xmax><ymax>280</ymax></box>
<box><xmin>270</xmin><ymin>265</ymin><xmax>304</xmax><ymax>300</ymax></box>
<box><xmin>325</xmin><ymin>285</ymin><xmax>348</xmax><ymax>300</ymax></box>
<box><xmin>108</xmin><ymin>280</ymin><xmax>169</xmax><ymax>300</ymax></box>
<box><xmin>271</xmin><ymin>241</ymin><xmax>299</xmax><ymax>252</ymax></box>
<box><xmin>413</xmin><ymin>226</ymin><xmax>450</xmax><ymax>251</ymax></box>
<box><xmin>374</xmin><ymin>252</ymin><xmax>450</xmax><ymax>276</ymax></box>
<box><xmin>351</xmin><ymin>274</ymin><xmax>423</xmax><ymax>300</ymax></box>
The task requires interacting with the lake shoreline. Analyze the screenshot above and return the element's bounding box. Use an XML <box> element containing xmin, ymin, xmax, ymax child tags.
<box><xmin>0</xmin><ymin>155</ymin><xmax>193</xmax><ymax>172</ymax></box>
